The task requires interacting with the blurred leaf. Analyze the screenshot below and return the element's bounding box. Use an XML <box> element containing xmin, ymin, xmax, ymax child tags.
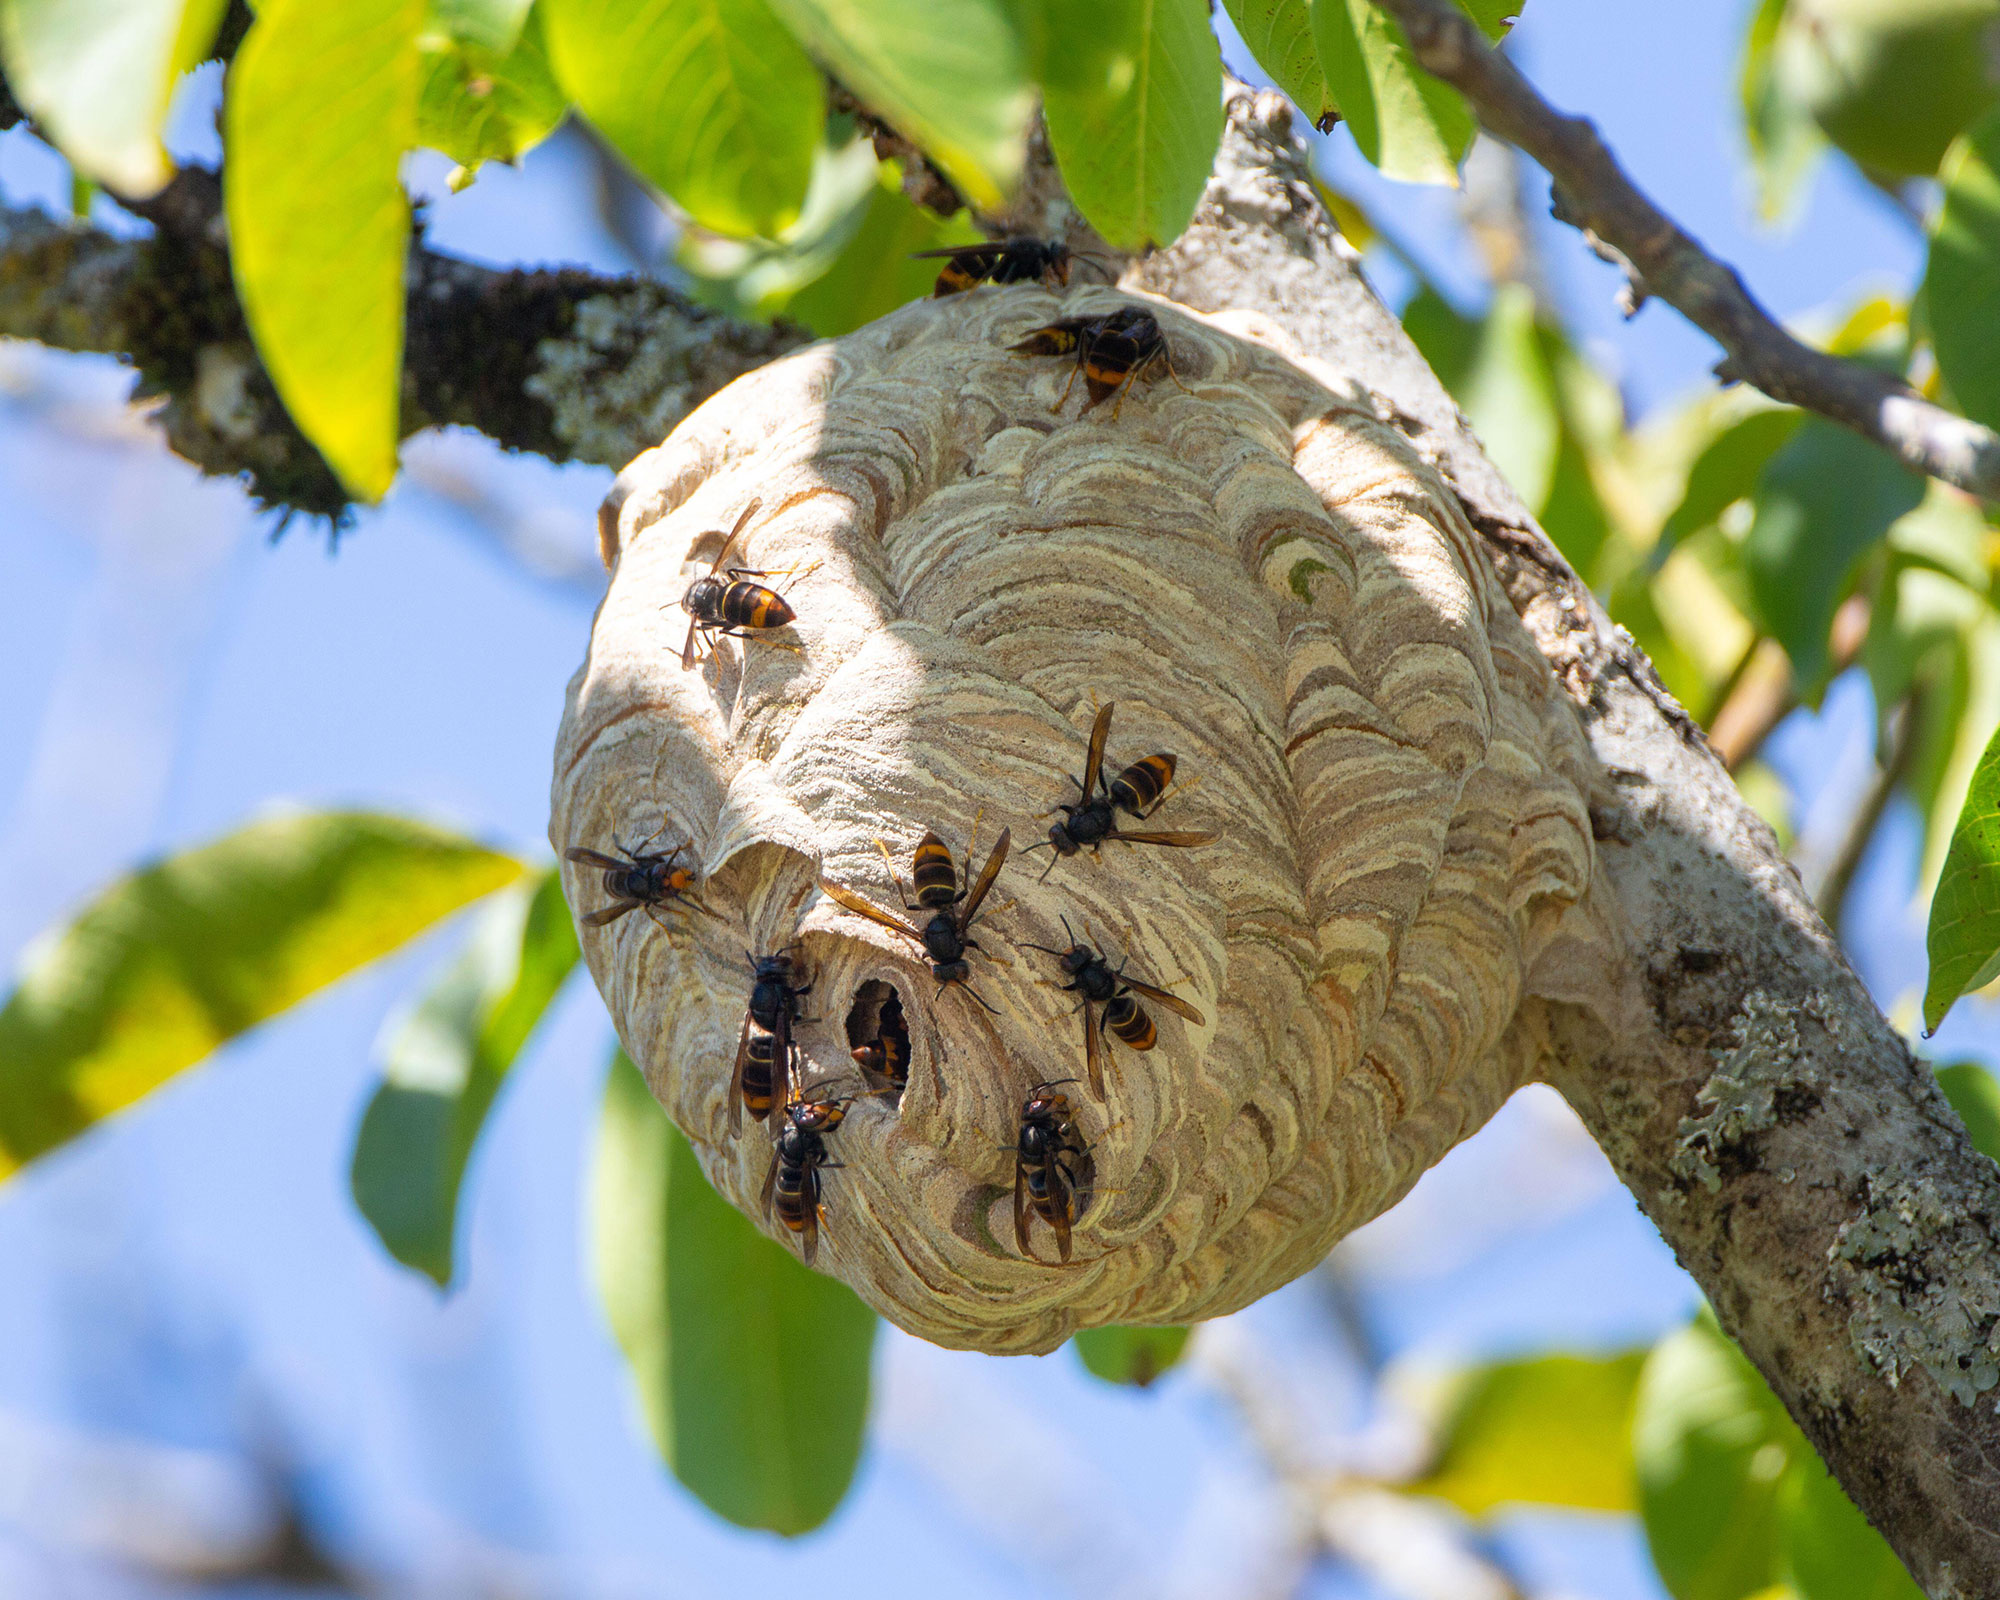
<box><xmin>1779</xmin><ymin>1453</ymin><xmax>1923</xmax><ymax>1600</ymax></box>
<box><xmin>0</xmin><ymin>812</ymin><xmax>524</xmax><ymax>1180</ymax></box>
<box><xmin>593</xmin><ymin>1049</ymin><xmax>876</xmax><ymax>1534</ymax></box>
<box><xmin>1739</xmin><ymin>0</ymin><xmax>1825</xmax><ymax>220</ymax></box>
<box><xmin>1411</xmin><ymin>1349</ymin><xmax>1645</xmax><ymax>1516</ymax></box>
<box><xmin>1735</xmin><ymin>760</ymin><xmax>1796</xmax><ymax>851</ymax></box>
<box><xmin>1634</xmin><ymin>1316</ymin><xmax>1793</xmax><ymax>1600</ymax></box>
<box><xmin>225</xmin><ymin>0</ymin><xmax>426</xmax><ymax>501</ymax></box>
<box><xmin>544</xmin><ymin>0</ymin><xmax>822</xmax><ymax>238</ymax></box>
<box><xmin>1937</xmin><ymin>1061</ymin><xmax>2000</xmax><ymax>1161</ymax></box>
<box><xmin>416</xmin><ymin>3</ymin><xmax>566</xmax><ymax>174</ymax></box>
<box><xmin>1924</xmin><ymin>720</ymin><xmax>2000</xmax><ymax>1029</ymax></box>
<box><xmin>785</xmin><ymin>164</ymin><xmax>983</xmax><ymax>336</ymax></box>
<box><xmin>1224</xmin><ymin>0</ymin><xmax>1336</xmax><ymax>126</ymax></box>
<box><xmin>1041</xmin><ymin>0</ymin><xmax>1224</xmax><ymax>250</ymax></box>
<box><xmin>679</xmin><ymin>127</ymin><xmax>885</xmax><ymax>319</ymax></box>
<box><xmin>1743</xmin><ymin>420</ymin><xmax>1924</xmax><ymax>690</ymax></box>
<box><xmin>1312</xmin><ymin>172</ymin><xmax>1379</xmax><ymax>252</ymax></box>
<box><xmin>0</xmin><ymin>0</ymin><xmax>227</xmax><ymax>194</ymax></box>
<box><xmin>1311</xmin><ymin>0</ymin><xmax>1474</xmax><ymax>185</ymax></box>
<box><xmin>1398</xmin><ymin>284</ymin><xmax>1480</xmax><ymax>386</ymax></box>
<box><xmin>1540</xmin><ymin>427</ymin><xmax>1614</xmax><ymax>580</ymax></box>
<box><xmin>351</xmin><ymin>866</ymin><xmax>579</xmax><ymax>1285</ymax></box>
<box><xmin>766</xmin><ymin>0</ymin><xmax>1031</xmax><ymax>212</ymax></box>
<box><xmin>429</xmin><ymin>0</ymin><xmax>535</xmax><ymax>53</ymax></box>
<box><xmin>1792</xmin><ymin>0</ymin><xmax>1999</xmax><ymax>179</ymax></box>
<box><xmin>1074</xmin><ymin>1324</ymin><xmax>1191</xmax><ymax>1386</ymax></box>
<box><xmin>1926</xmin><ymin>108</ymin><xmax>2000</xmax><ymax>432</ymax></box>
<box><xmin>1656</xmin><ymin>409</ymin><xmax>1803</xmax><ymax>567</ymax></box>
<box><xmin>1457</xmin><ymin>282</ymin><xmax>1560</xmax><ymax>512</ymax></box>
<box><xmin>1917</xmin><ymin>615</ymin><xmax>2000</xmax><ymax>895</ymax></box>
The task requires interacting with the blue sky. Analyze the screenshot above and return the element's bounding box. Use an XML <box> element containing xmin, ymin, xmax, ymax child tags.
<box><xmin>0</xmin><ymin>3</ymin><xmax>1988</xmax><ymax>1596</ymax></box>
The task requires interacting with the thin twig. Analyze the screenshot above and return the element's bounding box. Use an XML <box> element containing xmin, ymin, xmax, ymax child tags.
<box><xmin>1378</xmin><ymin>0</ymin><xmax>2000</xmax><ymax>503</ymax></box>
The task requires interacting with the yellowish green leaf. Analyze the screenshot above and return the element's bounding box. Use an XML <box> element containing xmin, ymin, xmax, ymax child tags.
<box><xmin>1924</xmin><ymin>720</ymin><xmax>2000</xmax><ymax>1029</ymax></box>
<box><xmin>0</xmin><ymin>811</ymin><xmax>524</xmax><ymax>1180</ymax></box>
<box><xmin>784</xmin><ymin>164</ymin><xmax>983</xmax><ymax>336</ymax></box>
<box><xmin>225</xmin><ymin>0</ymin><xmax>426</xmax><ymax>501</ymax></box>
<box><xmin>1411</xmin><ymin>1350</ymin><xmax>1645</xmax><ymax>1516</ymax></box>
<box><xmin>351</xmin><ymin>866</ymin><xmax>579</xmax><ymax>1285</ymax></box>
<box><xmin>1073</xmin><ymin>1324</ymin><xmax>1191</xmax><ymax>1386</ymax></box>
<box><xmin>417</xmin><ymin>4</ymin><xmax>566</xmax><ymax>173</ymax></box>
<box><xmin>543</xmin><ymin>0</ymin><xmax>822</xmax><ymax>238</ymax></box>
<box><xmin>0</xmin><ymin>0</ymin><xmax>227</xmax><ymax>194</ymax></box>
<box><xmin>593</xmin><ymin>1049</ymin><xmax>876</xmax><ymax>1534</ymax></box>
<box><xmin>1224</xmin><ymin>0</ymin><xmax>1336</xmax><ymax>125</ymax></box>
<box><xmin>1926</xmin><ymin>109</ymin><xmax>2000</xmax><ymax>432</ymax></box>
<box><xmin>766</xmin><ymin>0</ymin><xmax>1031</xmax><ymax>211</ymax></box>
<box><xmin>1634</xmin><ymin>1317</ymin><xmax>1793</xmax><ymax>1600</ymax></box>
<box><xmin>1936</xmin><ymin>1061</ymin><xmax>2000</xmax><ymax>1163</ymax></box>
<box><xmin>1041</xmin><ymin>0</ymin><xmax>1223</xmax><ymax>250</ymax></box>
<box><xmin>1311</xmin><ymin>0</ymin><xmax>1473</xmax><ymax>185</ymax></box>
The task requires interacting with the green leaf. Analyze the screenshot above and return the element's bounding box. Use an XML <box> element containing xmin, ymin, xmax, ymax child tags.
<box><xmin>765</xmin><ymin>0</ymin><xmax>1032</xmax><ymax>212</ymax></box>
<box><xmin>1779</xmin><ymin>1453</ymin><xmax>1923</xmax><ymax>1600</ymax></box>
<box><xmin>416</xmin><ymin>4</ymin><xmax>567</xmax><ymax>174</ymax></box>
<box><xmin>1223</xmin><ymin>0</ymin><xmax>1336</xmax><ymax>126</ymax></box>
<box><xmin>0</xmin><ymin>0</ymin><xmax>228</xmax><ymax>194</ymax></box>
<box><xmin>1937</xmin><ymin>1062</ymin><xmax>2000</xmax><ymax>1163</ymax></box>
<box><xmin>1073</xmin><ymin>1324</ymin><xmax>1191</xmax><ymax>1386</ymax></box>
<box><xmin>1743</xmin><ymin>420</ymin><xmax>1925</xmax><ymax>690</ymax></box>
<box><xmin>543</xmin><ymin>0</ymin><xmax>822</xmax><ymax>239</ymax></box>
<box><xmin>1032</xmin><ymin>0</ymin><xmax>1224</xmax><ymax>249</ymax></box>
<box><xmin>0</xmin><ymin>812</ymin><xmax>524</xmax><ymax>1180</ymax></box>
<box><xmin>1539</xmin><ymin>334</ymin><xmax>1623</xmax><ymax>583</ymax></box>
<box><xmin>1924</xmin><ymin>721</ymin><xmax>2000</xmax><ymax>1029</ymax></box>
<box><xmin>678</xmin><ymin>129</ymin><xmax>884</xmax><ymax>318</ymax></box>
<box><xmin>1926</xmin><ymin>109</ymin><xmax>2000</xmax><ymax>433</ymax></box>
<box><xmin>1412</xmin><ymin>1349</ymin><xmax>1646</xmax><ymax>1516</ymax></box>
<box><xmin>1311</xmin><ymin>0</ymin><xmax>1473</xmax><ymax>185</ymax></box>
<box><xmin>1739</xmin><ymin>0</ymin><xmax>1825</xmax><ymax>221</ymax></box>
<box><xmin>1656</xmin><ymin>409</ymin><xmax>1803</xmax><ymax>567</ymax></box>
<box><xmin>351</xmin><ymin>866</ymin><xmax>579</xmax><ymax>1285</ymax></box>
<box><xmin>1457</xmin><ymin>282</ymin><xmax>1560</xmax><ymax>513</ymax></box>
<box><xmin>429</xmin><ymin>0</ymin><xmax>535</xmax><ymax>54</ymax></box>
<box><xmin>1399</xmin><ymin>284</ymin><xmax>1480</xmax><ymax>386</ymax></box>
<box><xmin>224</xmin><ymin>0</ymin><xmax>426</xmax><ymax>501</ymax></box>
<box><xmin>784</xmin><ymin>163</ymin><xmax>983</xmax><ymax>336</ymax></box>
<box><xmin>592</xmin><ymin>1049</ymin><xmax>877</xmax><ymax>1534</ymax></box>
<box><xmin>1793</xmin><ymin>0</ymin><xmax>1999</xmax><ymax>180</ymax></box>
<box><xmin>1633</xmin><ymin>1316</ymin><xmax>1794</xmax><ymax>1600</ymax></box>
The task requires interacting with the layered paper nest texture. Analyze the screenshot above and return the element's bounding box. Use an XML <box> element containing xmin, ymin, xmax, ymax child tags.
<box><xmin>552</xmin><ymin>288</ymin><xmax>1600</xmax><ymax>1354</ymax></box>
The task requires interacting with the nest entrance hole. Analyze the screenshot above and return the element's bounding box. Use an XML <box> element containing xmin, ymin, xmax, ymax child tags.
<box><xmin>845</xmin><ymin>980</ymin><xmax>910</xmax><ymax>1099</ymax></box>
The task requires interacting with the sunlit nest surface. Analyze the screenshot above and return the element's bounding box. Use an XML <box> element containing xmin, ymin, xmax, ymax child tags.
<box><xmin>551</xmin><ymin>287</ymin><xmax>1605</xmax><ymax>1354</ymax></box>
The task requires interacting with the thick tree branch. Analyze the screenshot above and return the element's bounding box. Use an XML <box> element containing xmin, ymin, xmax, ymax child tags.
<box><xmin>1135</xmin><ymin>88</ymin><xmax>2000</xmax><ymax>1598</ymax></box>
<box><xmin>1379</xmin><ymin>0</ymin><xmax>2000</xmax><ymax>505</ymax></box>
<box><xmin>0</xmin><ymin>167</ymin><xmax>806</xmax><ymax>515</ymax></box>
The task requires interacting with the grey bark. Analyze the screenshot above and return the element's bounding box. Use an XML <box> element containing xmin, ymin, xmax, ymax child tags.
<box><xmin>1133</xmin><ymin>86</ymin><xmax>2000</xmax><ymax>1598</ymax></box>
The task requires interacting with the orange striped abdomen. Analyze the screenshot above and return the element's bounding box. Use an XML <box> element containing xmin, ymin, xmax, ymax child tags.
<box><xmin>911</xmin><ymin>830</ymin><xmax>960</xmax><ymax>907</ymax></box>
<box><xmin>1109</xmin><ymin>753</ymin><xmax>1175</xmax><ymax>815</ymax></box>
<box><xmin>1105</xmin><ymin>993</ymin><xmax>1157</xmax><ymax>1051</ymax></box>
<box><xmin>721</xmin><ymin>582</ymin><xmax>794</xmax><ymax>631</ymax></box>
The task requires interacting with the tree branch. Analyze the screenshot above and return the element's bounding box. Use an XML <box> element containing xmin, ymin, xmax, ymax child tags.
<box><xmin>0</xmin><ymin>167</ymin><xmax>807</xmax><ymax>516</ymax></box>
<box><xmin>1378</xmin><ymin>0</ymin><xmax>2000</xmax><ymax>505</ymax></box>
<box><xmin>1135</xmin><ymin>86</ymin><xmax>2000</xmax><ymax>1596</ymax></box>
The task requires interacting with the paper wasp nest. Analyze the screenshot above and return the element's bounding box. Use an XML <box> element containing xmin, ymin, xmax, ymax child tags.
<box><xmin>551</xmin><ymin>288</ymin><xmax>1603</xmax><ymax>1354</ymax></box>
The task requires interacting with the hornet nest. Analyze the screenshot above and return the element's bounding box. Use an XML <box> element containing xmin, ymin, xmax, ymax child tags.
<box><xmin>551</xmin><ymin>286</ymin><xmax>1609</xmax><ymax>1354</ymax></box>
